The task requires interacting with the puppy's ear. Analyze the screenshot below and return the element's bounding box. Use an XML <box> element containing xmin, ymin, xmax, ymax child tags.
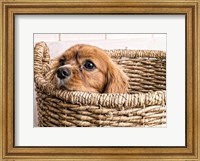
<box><xmin>104</xmin><ymin>63</ymin><xmax>129</xmax><ymax>94</ymax></box>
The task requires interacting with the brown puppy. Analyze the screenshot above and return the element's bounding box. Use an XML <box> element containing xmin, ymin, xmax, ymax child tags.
<box><xmin>54</xmin><ymin>44</ymin><xmax>129</xmax><ymax>93</ymax></box>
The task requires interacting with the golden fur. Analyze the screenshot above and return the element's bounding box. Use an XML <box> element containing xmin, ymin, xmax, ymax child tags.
<box><xmin>53</xmin><ymin>44</ymin><xmax>129</xmax><ymax>93</ymax></box>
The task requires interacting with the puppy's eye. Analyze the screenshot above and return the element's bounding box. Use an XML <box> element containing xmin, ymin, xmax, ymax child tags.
<box><xmin>59</xmin><ymin>59</ymin><xmax>65</xmax><ymax>66</ymax></box>
<box><xmin>83</xmin><ymin>60</ymin><xmax>96</xmax><ymax>71</ymax></box>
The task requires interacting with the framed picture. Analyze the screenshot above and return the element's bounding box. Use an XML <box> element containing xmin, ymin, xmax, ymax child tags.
<box><xmin>1</xmin><ymin>0</ymin><xmax>199</xmax><ymax>160</ymax></box>
<box><xmin>33</xmin><ymin>33</ymin><xmax>167</xmax><ymax>128</ymax></box>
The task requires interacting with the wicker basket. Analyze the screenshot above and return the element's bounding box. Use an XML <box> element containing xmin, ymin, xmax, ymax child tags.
<box><xmin>34</xmin><ymin>42</ymin><xmax>166</xmax><ymax>127</ymax></box>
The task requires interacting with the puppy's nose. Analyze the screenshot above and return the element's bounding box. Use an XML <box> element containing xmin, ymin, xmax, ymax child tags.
<box><xmin>57</xmin><ymin>67</ymin><xmax>71</xmax><ymax>79</ymax></box>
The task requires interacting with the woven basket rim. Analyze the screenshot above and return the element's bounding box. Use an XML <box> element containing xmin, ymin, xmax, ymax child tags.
<box><xmin>36</xmin><ymin>41</ymin><xmax>166</xmax><ymax>58</ymax></box>
<box><xmin>106</xmin><ymin>49</ymin><xmax>166</xmax><ymax>59</ymax></box>
<box><xmin>35</xmin><ymin>83</ymin><xmax>166</xmax><ymax>109</ymax></box>
<box><xmin>34</xmin><ymin>41</ymin><xmax>166</xmax><ymax>110</ymax></box>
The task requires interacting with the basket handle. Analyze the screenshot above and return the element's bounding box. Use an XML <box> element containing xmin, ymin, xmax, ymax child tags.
<box><xmin>34</xmin><ymin>42</ymin><xmax>52</xmax><ymax>90</ymax></box>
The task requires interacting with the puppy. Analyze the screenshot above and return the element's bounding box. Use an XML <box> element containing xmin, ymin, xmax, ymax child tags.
<box><xmin>53</xmin><ymin>44</ymin><xmax>129</xmax><ymax>93</ymax></box>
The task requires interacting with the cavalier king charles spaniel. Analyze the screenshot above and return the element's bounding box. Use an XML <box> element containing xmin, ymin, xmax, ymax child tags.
<box><xmin>53</xmin><ymin>44</ymin><xmax>129</xmax><ymax>93</ymax></box>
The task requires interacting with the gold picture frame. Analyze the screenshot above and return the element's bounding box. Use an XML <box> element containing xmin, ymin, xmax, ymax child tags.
<box><xmin>0</xmin><ymin>0</ymin><xmax>199</xmax><ymax>160</ymax></box>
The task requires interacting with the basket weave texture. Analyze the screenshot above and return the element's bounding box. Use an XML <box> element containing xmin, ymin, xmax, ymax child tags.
<box><xmin>34</xmin><ymin>42</ymin><xmax>166</xmax><ymax>127</ymax></box>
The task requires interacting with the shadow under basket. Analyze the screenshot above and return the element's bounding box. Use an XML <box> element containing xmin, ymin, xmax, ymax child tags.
<box><xmin>34</xmin><ymin>42</ymin><xmax>166</xmax><ymax>127</ymax></box>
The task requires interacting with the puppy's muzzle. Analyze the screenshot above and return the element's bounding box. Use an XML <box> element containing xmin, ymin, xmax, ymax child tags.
<box><xmin>57</xmin><ymin>67</ymin><xmax>71</xmax><ymax>79</ymax></box>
